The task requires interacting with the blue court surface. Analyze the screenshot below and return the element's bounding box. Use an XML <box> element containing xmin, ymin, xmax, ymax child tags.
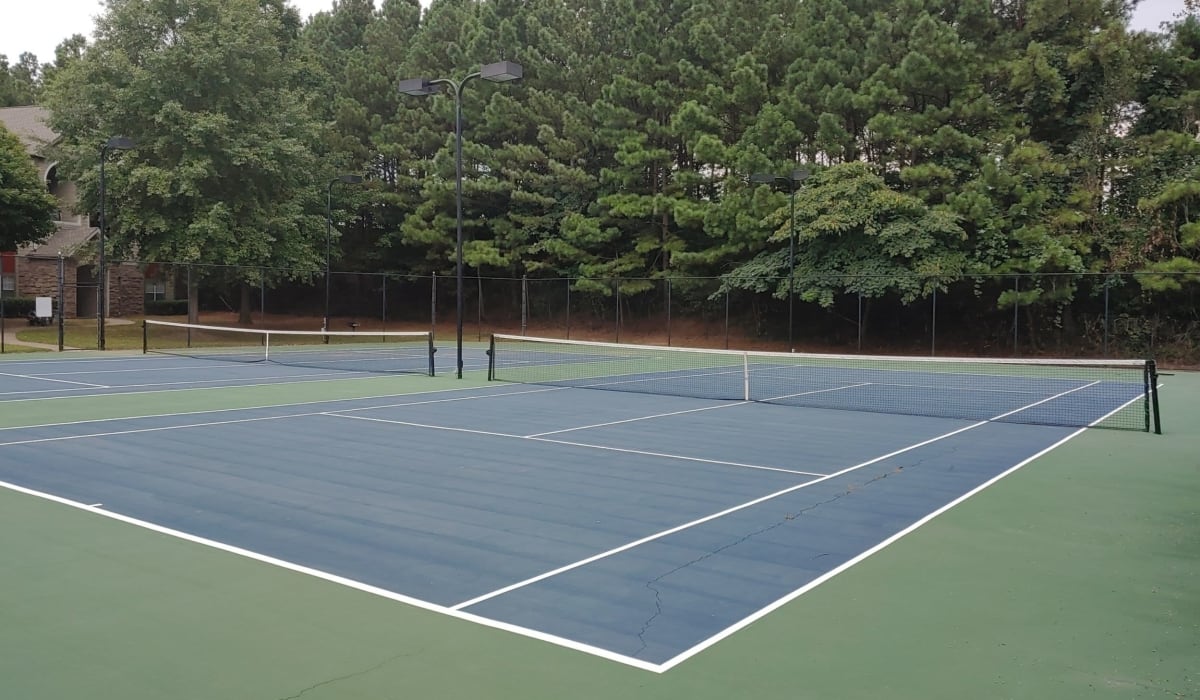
<box><xmin>0</xmin><ymin>348</ymin><xmax>1148</xmax><ymax>671</ymax></box>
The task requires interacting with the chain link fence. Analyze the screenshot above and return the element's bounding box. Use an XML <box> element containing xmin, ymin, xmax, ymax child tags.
<box><xmin>3</xmin><ymin>255</ymin><xmax>1197</xmax><ymax>365</ymax></box>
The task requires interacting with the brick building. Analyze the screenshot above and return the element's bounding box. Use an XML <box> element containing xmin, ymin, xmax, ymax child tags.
<box><xmin>0</xmin><ymin>105</ymin><xmax>143</xmax><ymax>319</ymax></box>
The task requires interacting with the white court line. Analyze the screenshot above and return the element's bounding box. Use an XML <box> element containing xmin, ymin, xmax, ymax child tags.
<box><xmin>758</xmin><ymin>382</ymin><xmax>872</xmax><ymax>403</ymax></box>
<box><xmin>527</xmin><ymin>382</ymin><xmax>873</xmax><ymax>438</ymax></box>
<box><xmin>524</xmin><ymin>401</ymin><xmax>752</xmax><ymax>437</ymax></box>
<box><xmin>656</xmin><ymin>382</ymin><xmax>1147</xmax><ymax>672</ymax></box>
<box><xmin>324</xmin><ymin>413</ymin><xmax>826</xmax><ymax>478</ymax></box>
<box><xmin>447</xmin><ymin>380</ymin><xmax>1102</xmax><ymax>612</ymax></box>
<box><xmin>0</xmin><ymin>386</ymin><xmax>566</xmax><ymax>444</ymax></box>
<box><xmin>0</xmin><ymin>371</ymin><xmax>109</xmax><ymax>388</ymax></box>
<box><xmin>0</xmin><ymin>478</ymin><xmax>660</xmax><ymax>673</ymax></box>
<box><xmin>0</xmin><ymin>377</ymin><xmax>1135</xmax><ymax>674</ymax></box>
<box><xmin>0</xmin><ymin>371</ymin><xmax>369</xmax><ymax>396</ymax></box>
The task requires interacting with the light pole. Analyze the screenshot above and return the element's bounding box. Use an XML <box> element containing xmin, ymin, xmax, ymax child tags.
<box><xmin>98</xmin><ymin>136</ymin><xmax>136</xmax><ymax>350</ymax></box>
<box><xmin>751</xmin><ymin>167</ymin><xmax>809</xmax><ymax>352</ymax></box>
<box><xmin>399</xmin><ymin>60</ymin><xmax>523</xmax><ymax>379</ymax></box>
<box><xmin>325</xmin><ymin>174</ymin><xmax>363</xmax><ymax>335</ymax></box>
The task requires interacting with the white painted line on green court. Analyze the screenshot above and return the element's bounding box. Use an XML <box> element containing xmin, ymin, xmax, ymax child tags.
<box><xmin>658</xmin><ymin>381</ymin><xmax>1142</xmax><ymax>672</ymax></box>
<box><xmin>0</xmin><ymin>478</ymin><xmax>662</xmax><ymax>673</ymax></box>
<box><xmin>449</xmin><ymin>381</ymin><xmax>1103</xmax><ymax>614</ymax></box>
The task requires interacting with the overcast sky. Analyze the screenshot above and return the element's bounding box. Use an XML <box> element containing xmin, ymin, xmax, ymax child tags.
<box><xmin>0</xmin><ymin>0</ymin><xmax>1190</xmax><ymax>67</ymax></box>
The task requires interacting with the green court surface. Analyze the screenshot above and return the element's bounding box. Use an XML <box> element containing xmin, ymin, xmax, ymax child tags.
<box><xmin>0</xmin><ymin>361</ymin><xmax>1195</xmax><ymax>699</ymax></box>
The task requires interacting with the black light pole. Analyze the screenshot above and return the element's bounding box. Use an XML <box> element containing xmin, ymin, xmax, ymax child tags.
<box><xmin>751</xmin><ymin>167</ymin><xmax>809</xmax><ymax>352</ymax></box>
<box><xmin>98</xmin><ymin>136</ymin><xmax>136</xmax><ymax>350</ymax></box>
<box><xmin>399</xmin><ymin>61</ymin><xmax>523</xmax><ymax>378</ymax></box>
<box><xmin>325</xmin><ymin>174</ymin><xmax>363</xmax><ymax>335</ymax></box>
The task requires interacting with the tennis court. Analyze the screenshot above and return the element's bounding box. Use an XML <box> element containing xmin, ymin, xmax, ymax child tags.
<box><xmin>1</xmin><ymin>328</ymin><xmax>1195</xmax><ymax>699</ymax></box>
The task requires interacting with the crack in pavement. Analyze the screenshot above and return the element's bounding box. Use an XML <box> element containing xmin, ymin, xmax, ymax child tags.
<box><xmin>276</xmin><ymin>648</ymin><xmax>424</xmax><ymax>700</ymax></box>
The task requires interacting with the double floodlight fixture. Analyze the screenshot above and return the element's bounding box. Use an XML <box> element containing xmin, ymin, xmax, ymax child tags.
<box><xmin>397</xmin><ymin>59</ymin><xmax>524</xmax><ymax>379</ymax></box>
<box><xmin>398</xmin><ymin>61</ymin><xmax>523</xmax><ymax>97</ymax></box>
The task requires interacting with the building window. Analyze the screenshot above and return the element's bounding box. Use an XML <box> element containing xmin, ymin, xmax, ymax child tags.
<box><xmin>0</xmin><ymin>274</ymin><xmax>14</xmax><ymax>298</ymax></box>
<box><xmin>145</xmin><ymin>280</ymin><xmax>166</xmax><ymax>301</ymax></box>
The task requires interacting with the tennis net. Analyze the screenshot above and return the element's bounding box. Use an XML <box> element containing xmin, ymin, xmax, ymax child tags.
<box><xmin>144</xmin><ymin>320</ymin><xmax>435</xmax><ymax>376</ymax></box>
<box><xmin>487</xmin><ymin>334</ymin><xmax>1160</xmax><ymax>432</ymax></box>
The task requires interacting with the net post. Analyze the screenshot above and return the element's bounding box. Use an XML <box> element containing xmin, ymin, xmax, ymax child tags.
<box><xmin>428</xmin><ymin>332</ymin><xmax>435</xmax><ymax>377</ymax></box>
<box><xmin>487</xmin><ymin>334</ymin><xmax>496</xmax><ymax>381</ymax></box>
<box><xmin>142</xmin><ymin>320</ymin><xmax>148</xmax><ymax>354</ymax></box>
<box><xmin>742</xmin><ymin>351</ymin><xmax>750</xmax><ymax>401</ymax></box>
<box><xmin>264</xmin><ymin>331</ymin><xmax>270</xmax><ymax>362</ymax></box>
<box><xmin>1147</xmin><ymin>360</ymin><xmax>1161</xmax><ymax>434</ymax></box>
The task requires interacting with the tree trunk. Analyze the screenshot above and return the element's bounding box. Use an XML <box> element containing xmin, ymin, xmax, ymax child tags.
<box><xmin>239</xmin><ymin>282</ymin><xmax>253</xmax><ymax>325</ymax></box>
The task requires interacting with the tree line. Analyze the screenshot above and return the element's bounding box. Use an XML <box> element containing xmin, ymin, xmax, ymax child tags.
<box><xmin>2</xmin><ymin>0</ymin><xmax>1198</xmax><ymax>342</ymax></box>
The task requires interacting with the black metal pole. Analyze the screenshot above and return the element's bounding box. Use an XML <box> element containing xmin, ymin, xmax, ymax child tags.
<box><xmin>57</xmin><ymin>253</ymin><xmax>65</xmax><ymax>351</ymax></box>
<box><xmin>1103</xmin><ymin>275</ymin><xmax>1110</xmax><ymax>357</ymax></box>
<box><xmin>788</xmin><ymin>186</ymin><xmax>796</xmax><ymax>352</ymax></box>
<box><xmin>98</xmin><ymin>146</ymin><xmax>107</xmax><ymax>351</ymax></box>
<box><xmin>666</xmin><ymin>277</ymin><xmax>672</xmax><ymax>347</ymax></box>
<box><xmin>454</xmin><ymin>83</ymin><xmax>465</xmax><ymax>378</ymax></box>
<box><xmin>1012</xmin><ymin>276</ymin><xmax>1019</xmax><ymax>355</ymax></box>
<box><xmin>324</xmin><ymin>179</ymin><xmax>333</xmax><ymax>336</ymax></box>
<box><xmin>931</xmin><ymin>284</ymin><xmax>937</xmax><ymax>356</ymax></box>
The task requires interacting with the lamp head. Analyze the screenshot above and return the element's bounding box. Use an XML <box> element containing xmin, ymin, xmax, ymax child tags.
<box><xmin>398</xmin><ymin>78</ymin><xmax>437</xmax><ymax>96</ymax></box>
<box><xmin>105</xmin><ymin>136</ymin><xmax>136</xmax><ymax>150</ymax></box>
<box><xmin>480</xmin><ymin>61</ymin><xmax>523</xmax><ymax>83</ymax></box>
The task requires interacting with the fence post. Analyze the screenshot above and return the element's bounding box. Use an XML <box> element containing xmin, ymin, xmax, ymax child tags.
<box><xmin>477</xmin><ymin>274</ymin><xmax>483</xmax><ymax>342</ymax></box>
<box><xmin>724</xmin><ymin>288</ymin><xmax>730</xmax><ymax>349</ymax></box>
<box><xmin>57</xmin><ymin>253</ymin><xmax>65</xmax><ymax>351</ymax></box>
<box><xmin>521</xmin><ymin>274</ymin><xmax>528</xmax><ymax>335</ymax></box>
<box><xmin>260</xmin><ymin>270</ymin><xmax>265</xmax><ymax>325</ymax></box>
<box><xmin>430</xmin><ymin>272</ymin><xmax>437</xmax><ymax>339</ymax></box>
<box><xmin>857</xmin><ymin>292</ymin><xmax>863</xmax><ymax>352</ymax></box>
<box><xmin>931</xmin><ymin>285</ymin><xmax>937</xmax><ymax>357</ymax></box>
<box><xmin>1103</xmin><ymin>275</ymin><xmax>1110</xmax><ymax>357</ymax></box>
<box><xmin>381</xmin><ymin>275</ymin><xmax>388</xmax><ymax>330</ymax></box>
<box><xmin>1012</xmin><ymin>275</ymin><xmax>1020</xmax><ymax>356</ymax></box>
<box><xmin>566</xmin><ymin>278</ymin><xmax>571</xmax><ymax>339</ymax></box>
<box><xmin>666</xmin><ymin>278</ymin><xmax>672</xmax><ymax>347</ymax></box>
<box><xmin>614</xmin><ymin>278</ymin><xmax>621</xmax><ymax>343</ymax></box>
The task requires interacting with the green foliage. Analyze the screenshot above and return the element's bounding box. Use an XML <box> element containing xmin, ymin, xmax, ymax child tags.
<box><xmin>42</xmin><ymin>0</ymin><xmax>323</xmax><ymax>291</ymax></box>
<box><xmin>0</xmin><ymin>124</ymin><xmax>58</xmax><ymax>250</ymax></box>
<box><xmin>724</xmin><ymin>162</ymin><xmax>967</xmax><ymax>306</ymax></box>
<box><xmin>21</xmin><ymin>0</ymin><xmax>1199</xmax><ymax>336</ymax></box>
